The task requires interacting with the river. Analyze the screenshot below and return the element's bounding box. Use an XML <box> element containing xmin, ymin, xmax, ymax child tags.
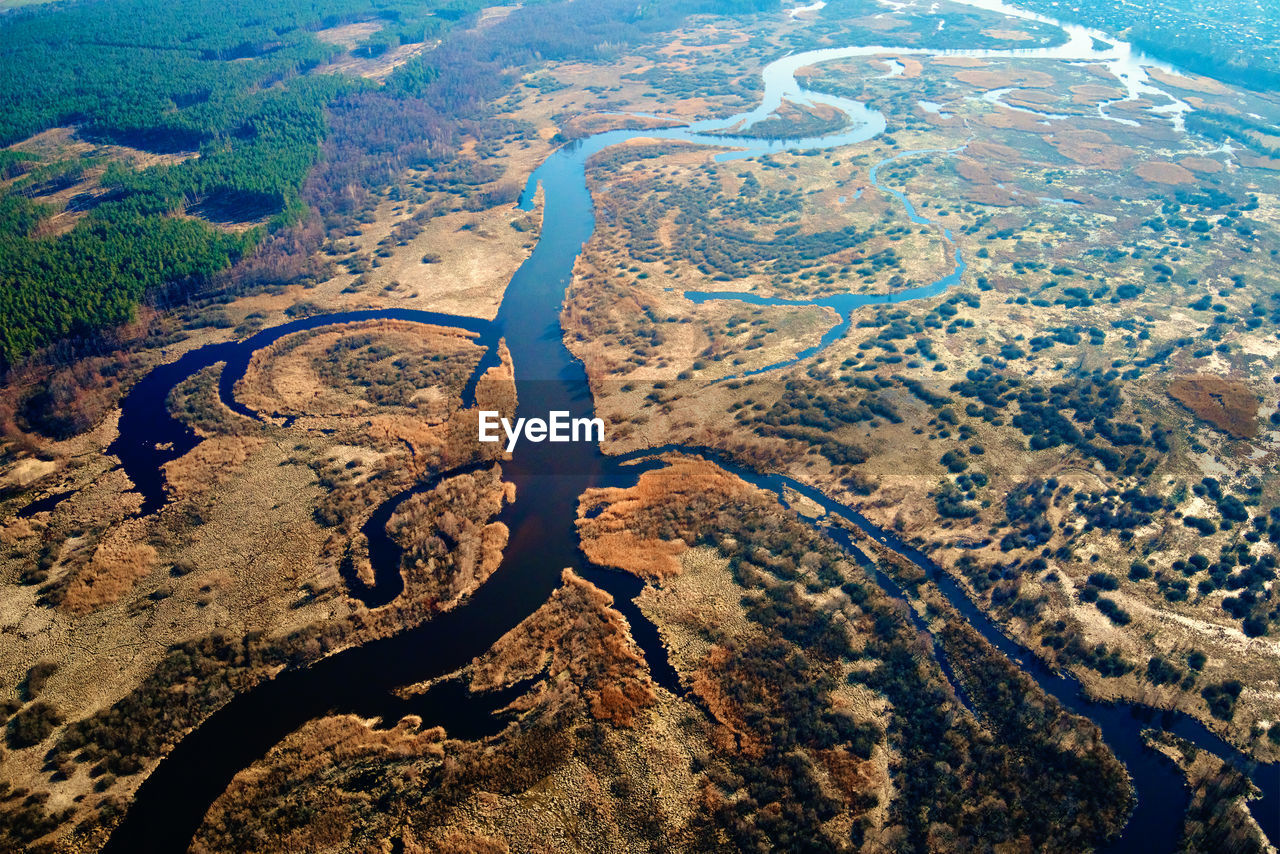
<box><xmin>101</xmin><ymin>2</ymin><xmax>1277</xmax><ymax>850</ymax></box>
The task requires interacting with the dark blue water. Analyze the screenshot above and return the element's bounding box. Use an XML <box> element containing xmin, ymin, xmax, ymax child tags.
<box><xmin>110</xmin><ymin>309</ymin><xmax>497</xmax><ymax>516</ymax></box>
<box><xmin>17</xmin><ymin>489</ymin><xmax>75</xmax><ymax>518</ymax></box>
<box><xmin>99</xmin><ymin>56</ymin><xmax>1277</xmax><ymax>854</ymax></box>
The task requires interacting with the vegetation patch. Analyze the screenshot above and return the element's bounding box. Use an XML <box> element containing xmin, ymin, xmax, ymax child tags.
<box><xmin>1168</xmin><ymin>375</ymin><xmax>1260</xmax><ymax>439</ymax></box>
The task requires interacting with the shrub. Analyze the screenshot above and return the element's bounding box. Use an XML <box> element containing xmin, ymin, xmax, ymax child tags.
<box><xmin>1087</xmin><ymin>572</ymin><xmax>1119</xmax><ymax>591</ymax></box>
<box><xmin>20</xmin><ymin>661</ymin><xmax>57</xmax><ymax>700</ymax></box>
<box><xmin>6</xmin><ymin>701</ymin><xmax>62</xmax><ymax>748</ymax></box>
<box><xmin>1201</xmin><ymin>680</ymin><xmax>1243</xmax><ymax>720</ymax></box>
<box><xmin>1146</xmin><ymin>656</ymin><xmax>1181</xmax><ymax>686</ymax></box>
<box><xmin>1096</xmin><ymin>597</ymin><xmax>1131</xmax><ymax>625</ymax></box>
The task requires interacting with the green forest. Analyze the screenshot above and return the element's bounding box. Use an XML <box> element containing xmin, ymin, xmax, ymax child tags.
<box><xmin>0</xmin><ymin>0</ymin><xmax>476</xmax><ymax>366</ymax></box>
<box><xmin>0</xmin><ymin>0</ymin><xmax>776</xmax><ymax>367</ymax></box>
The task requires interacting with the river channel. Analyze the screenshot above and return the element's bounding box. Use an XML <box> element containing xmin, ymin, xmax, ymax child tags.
<box><xmin>102</xmin><ymin>2</ymin><xmax>1277</xmax><ymax>850</ymax></box>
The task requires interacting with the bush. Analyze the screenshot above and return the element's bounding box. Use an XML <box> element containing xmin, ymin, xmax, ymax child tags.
<box><xmin>1146</xmin><ymin>656</ymin><xmax>1181</xmax><ymax>686</ymax></box>
<box><xmin>1242</xmin><ymin>616</ymin><xmax>1269</xmax><ymax>637</ymax></box>
<box><xmin>1096</xmin><ymin>597</ymin><xmax>1131</xmax><ymax>625</ymax></box>
<box><xmin>20</xmin><ymin>661</ymin><xmax>57</xmax><ymax>700</ymax></box>
<box><xmin>1201</xmin><ymin>680</ymin><xmax>1243</xmax><ymax>721</ymax></box>
<box><xmin>1087</xmin><ymin>572</ymin><xmax>1119</xmax><ymax>591</ymax></box>
<box><xmin>6</xmin><ymin>701</ymin><xmax>62</xmax><ymax>748</ymax></box>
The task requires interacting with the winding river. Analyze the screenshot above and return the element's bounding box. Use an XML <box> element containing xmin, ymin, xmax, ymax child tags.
<box><xmin>100</xmin><ymin>2</ymin><xmax>1278</xmax><ymax>851</ymax></box>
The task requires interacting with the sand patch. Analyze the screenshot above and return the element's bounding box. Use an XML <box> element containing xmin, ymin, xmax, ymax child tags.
<box><xmin>1</xmin><ymin>457</ymin><xmax>58</xmax><ymax>488</ymax></box>
<box><xmin>313</xmin><ymin>21</ymin><xmax>382</xmax><ymax>49</ymax></box>
<box><xmin>315</xmin><ymin>41</ymin><xmax>429</xmax><ymax>80</ymax></box>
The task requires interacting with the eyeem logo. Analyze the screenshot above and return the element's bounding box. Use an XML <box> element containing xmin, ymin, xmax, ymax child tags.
<box><xmin>479</xmin><ymin>410</ymin><xmax>604</xmax><ymax>452</ymax></box>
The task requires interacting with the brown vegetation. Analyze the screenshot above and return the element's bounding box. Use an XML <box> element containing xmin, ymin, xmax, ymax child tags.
<box><xmin>1178</xmin><ymin>156</ymin><xmax>1225</xmax><ymax>174</ymax></box>
<box><xmin>192</xmin><ymin>715</ymin><xmax>450</xmax><ymax>854</ymax></box>
<box><xmin>1144</xmin><ymin>731</ymin><xmax>1272</xmax><ymax>853</ymax></box>
<box><xmin>55</xmin><ymin>520</ymin><xmax>157</xmax><ymax>616</ymax></box>
<box><xmin>1169</xmin><ymin>375</ymin><xmax>1260</xmax><ymax>439</ymax></box>
<box><xmin>576</xmin><ymin>458</ymin><xmax>753</xmax><ymax>581</ymax></box>
<box><xmin>472</xmin><ymin>568</ymin><xmax>656</xmax><ymax>727</ymax></box>
<box><xmin>954</xmin><ymin>67</ymin><xmax>1056</xmax><ymax>89</ymax></box>
<box><xmin>161</xmin><ymin>436</ymin><xmax>265</xmax><ymax>500</ymax></box>
<box><xmin>387</xmin><ymin>469</ymin><xmax>511</xmax><ymax>607</ymax></box>
<box><xmin>1135</xmin><ymin>160</ymin><xmax>1197</xmax><ymax>185</ymax></box>
<box><xmin>1049</xmin><ymin>129</ymin><xmax>1132</xmax><ymax>169</ymax></box>
<box><xmin>1145</xmin><ymin>67</ymin><xmax>1232</xmax><ymax>95</ymax></box>
<box><xmin>234</xmin><ymin>319</ymin><xmax>482</xmax><ymax>420</ymax></box>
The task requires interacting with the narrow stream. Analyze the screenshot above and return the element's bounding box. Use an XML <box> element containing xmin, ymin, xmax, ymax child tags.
<box><xmin>101</xmin><ymin>3</ymin><xmax>1277</xmax><ymax>851</ymax></box>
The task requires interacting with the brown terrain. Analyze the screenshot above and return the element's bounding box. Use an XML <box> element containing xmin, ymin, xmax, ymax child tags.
<box><xmin>1169</xmin><ymin>375</ymin><xmax>1261</xmax><ymax>439</ymax></box>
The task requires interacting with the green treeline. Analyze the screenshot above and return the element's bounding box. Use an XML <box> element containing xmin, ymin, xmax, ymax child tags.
<box><xmin>0</xmin><ymin>212</ymin><xmax>251</xmax><ymax>362</ymax></box>
<box><xmin>0</xmin><ymin>0</ymin><xmax>459</xmax><ymax>149</ymax></box>
<box><xmin>1185</xmin><ymin>111</ymin><xmax>1280</xmax><ymax>160</ymax></box>
<box><xmin>0</xmin><ymin>0</ymin><xmax>472</xmax><ymax>366</ymax></box>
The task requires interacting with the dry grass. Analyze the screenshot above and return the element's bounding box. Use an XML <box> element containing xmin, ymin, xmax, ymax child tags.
<box><xmin>576</xmin><ymin>458</ymin><xmax>753</xmax><ymax>581</ymax></box>
<box><xmin>312</xmin><ymin>21</ymin><xmax>383</xmax><ymax>49</ymax></box>
<box><xmin>1048</xmin><ymin>129</ymin><xmax>1132</xmax><ymax>169</ymax></box>
<box><xmin>58</xmin><ymin>520</ymin><xmax>157</xmax><ymax>616</ymax></box>
<box><xmin>1168</xmin><ymin>375</ymin><xmax>1261</xmax><ymax>439</ymax></box>
<box><xmin>194</xmin><ymin>714</ymin><xmax>449</xmax><ymax>854</ymax></box>
<box><xmin>1178</xmin><ymin>156</ymin><xmax>1225</xmax><ymax>174</ymax></box>
<box><xmin>347</xmin><ymin>202</ymin><xmax>542</xmax><ymax>319</ymax></box>
<box><xmin>954</xmin><ymin>67</ymin><xmax>1057</xmax><ymax>89</ymax></box>
<box><xmin>161</xmin><ymin>436</ymin><xmax>265</xmax><ymax>500</ymax></box>
<box><xmin>472</xmin><ymin>568</ymin><xmax>656</xmax><ymax>727</ymax></box>
<box><xmin>315</xmin><ymin>41</ymin><xmax>431</xmax><ymax>80</ymax></box>
<box><xmin>1135</xmin><ymin>160</ymin><xmax>1197</xmax><ymax>185</ymax></box>
<box><xmin>4</xmin><ymin>127</ymin><xmax>197</xmax><ymax>234</ymax></box>
<box><xmin>981</xmin><ymin>27</ymin><xmax>1033</xmax><ymax>41</ymax></box>
<box><xmin>1145</xmin><ymin>67</ymin><xmax>1232</xmax><ymax>95</ymax></box>
<box><xmin>235</xmin><ymin>320</ymin><xmax>481</xmax><ymax>419</ymax></box>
